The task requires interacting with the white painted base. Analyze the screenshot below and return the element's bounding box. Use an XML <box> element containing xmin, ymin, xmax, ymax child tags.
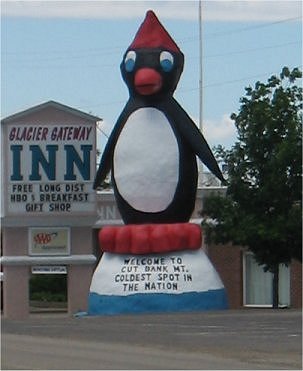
<box><xmin>88</xmin><ymin>249</ymin><xmax>228</xmax><ymax>314</ymax></box>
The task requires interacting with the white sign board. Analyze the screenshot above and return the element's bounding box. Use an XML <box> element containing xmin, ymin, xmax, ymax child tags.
<box><xmin>5</xmin><ymin>123</ymin><xmax>96</xmax><ymax>215</ymax></box>
<box><xmin>29</xmin><ymin>227</ymin><xmax>70</xmax><ymax>256</ymax></box>
<box><xmin>31</xmin><ymin>266</ymin><xmax>67</xmax><ymax>274</ymax></box>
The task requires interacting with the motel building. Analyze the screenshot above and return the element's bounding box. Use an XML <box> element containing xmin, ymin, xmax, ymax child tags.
<box><xmin>1</xmin><ymin>101</ymin><xmax>301</xmax><ymax>319</ymax></box>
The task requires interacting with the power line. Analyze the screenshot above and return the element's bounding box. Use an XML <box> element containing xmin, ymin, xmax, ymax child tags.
<box><xmin>203</xmin><ymin>41</ymin><xmax>301</xmax><ymax>59</ymax></box>
<box><xmin>180</xmin><ymin>67</ymin><xmax>302</xmax><ymax>91</ymax></box>
<box><xmin>87</xmin><ymin>67</ymin><xmax>302</xmax><ymax>110</ymax></box>
<box><xmin>96</xmin><ymin>122</ymin><xmax>109</xmax><ymax>139</ymax></box>
<box><xmin>2</xmin><ymin>15</ymin><xmax>301</xmax><ymax>58</ymax></box>
<box><xmin>203</xmin><ymin>16</ymin><xmax>301</xmax><ymax>38</ymax></box>
<box><xmin>1</xmin><ymin>46</ymin><xmax>122</xmax><ymax>56</ymax></box>
<box><xmin>4</xmin><ymin>40</ymin><xmax>300</xmax><ymax>68</ymax></box>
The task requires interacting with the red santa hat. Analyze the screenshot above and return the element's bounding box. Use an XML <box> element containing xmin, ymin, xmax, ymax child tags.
<box><xmin>128</xmin><ymin>10</ymin><xmax>181</xmax><ymax>52</ymax></box>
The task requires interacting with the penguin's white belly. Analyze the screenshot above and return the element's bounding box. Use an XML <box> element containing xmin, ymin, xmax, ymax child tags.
<box><xmin>113</xmin><ymin>107</ymin><xmax>179</xmax><ymax>212</ymax></box>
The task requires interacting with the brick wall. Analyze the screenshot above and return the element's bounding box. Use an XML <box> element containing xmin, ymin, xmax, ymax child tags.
<box><xmin>206</xmin><ymin>244</ymin><xmax>243</xmax><ymax>309</ymax></box>
<box><xmin>207</xmin><ymin>244</ymin><xmax>302</xmax><ymax>309</ymax></box>
<box><xmin>290</xmin><ymin>259</ymin><xmax>302</xmax><ymax>308</ymax></box>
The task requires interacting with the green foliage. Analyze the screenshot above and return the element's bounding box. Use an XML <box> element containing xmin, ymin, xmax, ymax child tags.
<box><xmin>202</xmin><ymin>67</ymin><xmax>302</xmax><ymax>273</ymax></box>
<box><xmin>30</xmin><ymin>291</ymin><xmax>67</xmax><ymax>302</ymax></box>
<box><xmin>29</xmin><ymin>274</ymin><xmax>67</xmax><ymax>302</ymax></box>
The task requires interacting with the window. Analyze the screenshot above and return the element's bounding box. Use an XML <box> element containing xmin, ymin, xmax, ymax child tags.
<box><xmin>243</xmin><ymin>253</ymin><xmax>290</xmax><ymax>307</ymax></box>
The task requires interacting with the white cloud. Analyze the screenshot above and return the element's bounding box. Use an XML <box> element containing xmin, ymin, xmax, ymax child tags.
<box><xmin>189</xmin><ymin>113</ymin><xmax>236</xmax><ymax>148</ymax></box>
<box><xmin>203</xmin><ymin>0</ymin><xmax>301</xmax><ymax>22</ymax></box>
<box><xmin>203</xmin><ymin>114</ymin><xmax>237</xmax><ymax>148</ymax></box>
<box><xmin>1</xmin><ymin>0</ymin><xmax>197</xmax><ymax>19</ymax></box>
<box><xmin>2</xmin><ymin>0</ymin><xmax>301</xmax><ymax>22</ymax></box>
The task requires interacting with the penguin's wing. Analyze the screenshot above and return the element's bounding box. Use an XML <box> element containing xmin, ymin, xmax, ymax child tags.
<box><xmin>169</xmin><ymin>99</ymin><xmax>225</xmax><ymax>183</ymax></box>
<box><xmin>93</xmin><ymin>106</ymin><xmax>130</xmax><ymax>190</ymax></box>
<box><xmin>93</xmin><ymin>133</ymin><xmax>114</xmax><ymax>189</ymax></box>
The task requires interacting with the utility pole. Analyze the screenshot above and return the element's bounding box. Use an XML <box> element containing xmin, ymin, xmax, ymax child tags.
<box><xmin>198</xmin><ymin>0</ymin><xmax>204</xmax><ymax>187</ymax></box>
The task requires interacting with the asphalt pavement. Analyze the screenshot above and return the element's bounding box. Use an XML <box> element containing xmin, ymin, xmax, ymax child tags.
<box><xmin>1</xmin><ymin>309</ymin><xmax>302</xmax><ymax>370</ymax></box>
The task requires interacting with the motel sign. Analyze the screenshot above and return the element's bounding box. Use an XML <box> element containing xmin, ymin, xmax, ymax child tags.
<box><xmin>10</xmin><ymin>143</ymin><xmax>92</xmax><ymax>182</ymax></box>
<box><xmin>1</xmin><ymin>101</ymin><xmax>100</xmax><ymax>215</ymax></box>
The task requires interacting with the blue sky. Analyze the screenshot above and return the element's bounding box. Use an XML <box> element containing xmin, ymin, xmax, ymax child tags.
<box><xmin>1</xmin><ymin>1</ymin><xmax>302</xmax><ymax>150</ymax></box>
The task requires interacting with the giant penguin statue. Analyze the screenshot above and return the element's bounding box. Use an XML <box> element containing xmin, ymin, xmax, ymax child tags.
<box><xmin>88</xmin><ymin>10</ymin><xmax>228</xmax><ymax>315</ymax></box>
<box><xmin>94</xmin><ymin>10</ymin><xmax>224</xmax><ymax>224</ymax></box>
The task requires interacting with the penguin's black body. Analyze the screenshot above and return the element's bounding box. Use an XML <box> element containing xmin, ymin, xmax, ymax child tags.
<box><xmin>94</xmin><ymin>11</ymin><xmax>224</xmax><ymax>224</ymax></box>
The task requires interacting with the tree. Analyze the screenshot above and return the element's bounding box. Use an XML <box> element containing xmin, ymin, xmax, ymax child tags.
<box><xmin>201</xmin><ymin>67</ymin><xmax>302</xmax><ymax>308</ymax></box>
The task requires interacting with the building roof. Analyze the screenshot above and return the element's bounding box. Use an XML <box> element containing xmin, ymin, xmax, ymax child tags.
<box><xmin>1</xmin><ymin>100</ymin><xmax>102</xmax><ymax>124</ymax></box>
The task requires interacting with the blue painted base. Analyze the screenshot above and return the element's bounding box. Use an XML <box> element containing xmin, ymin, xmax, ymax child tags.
<box><xmin>88</xmin><ymin>289</ymin><xmax>228</xmax><ymax>315</ymax></box>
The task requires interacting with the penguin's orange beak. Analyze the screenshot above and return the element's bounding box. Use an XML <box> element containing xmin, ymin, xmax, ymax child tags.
<box><xmin>134</xmin><ymin>68</ymin><xmax>162</xmax><ymax>95</ymax></box>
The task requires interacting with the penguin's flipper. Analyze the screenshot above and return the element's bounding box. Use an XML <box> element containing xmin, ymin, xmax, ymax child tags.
<box><xmin>93</xmin><ymin>138</ymin><xmax>113</xmax><ymax>189</ymax></box>
<box><xmin>171</xmin><ymin>100</ymin><xmax>225</xmax><ymax>183</ymax></box>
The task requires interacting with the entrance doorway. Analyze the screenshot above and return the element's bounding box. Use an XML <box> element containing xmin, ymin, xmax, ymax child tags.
<box><xmin>29</xmin><ymin>267</ymin><xmax>67</xmax><ymax>312</ymax></box>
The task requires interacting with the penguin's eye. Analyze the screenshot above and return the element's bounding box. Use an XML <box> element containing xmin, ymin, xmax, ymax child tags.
<box><xmin>160</xmin><ymin>51</ymin><xmax>174</xmax><ymax>72</ymax></box>
<box><xmin>124</xmin><ymin>51</ymin><xmax>136</xmax><ymax>72</ymax></box>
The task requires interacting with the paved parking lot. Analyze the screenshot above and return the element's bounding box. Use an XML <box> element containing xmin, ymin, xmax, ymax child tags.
<box><xmin>1</xmin><ymin>309</ymin><xmax>302</xmax><ymax>370</ymax></box>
